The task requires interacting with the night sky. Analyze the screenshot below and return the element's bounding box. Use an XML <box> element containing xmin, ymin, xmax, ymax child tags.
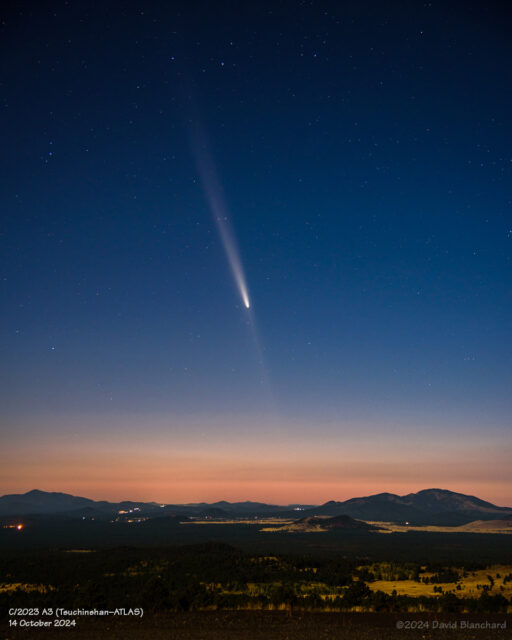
<box><xmin>1</xmin><ymin>1</ymin><xmax>511</xmax><ymax>504</ymax></box>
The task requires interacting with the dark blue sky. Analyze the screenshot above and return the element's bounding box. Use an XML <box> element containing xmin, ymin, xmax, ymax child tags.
<box><xmin>1</xmin><ymin>1</ymin><xmax>510</xmax><ymax>502</ymax></box>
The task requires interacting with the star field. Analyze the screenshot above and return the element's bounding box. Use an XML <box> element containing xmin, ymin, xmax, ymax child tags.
<box><xmin>0</xmin><ymin>0</ymin><xmax>511</xmax><ymax>503</ymax></box>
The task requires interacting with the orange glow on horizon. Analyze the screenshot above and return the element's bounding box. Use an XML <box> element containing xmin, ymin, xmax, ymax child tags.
<box><xmin>1</xmin><ymin>425</ymin><xmax>510</xmax><ymax>507</ymax></box>
<box><xmin>1</xmin><ymin>465</ymin><xmax>510</xmax><ymax>508</ymax></box>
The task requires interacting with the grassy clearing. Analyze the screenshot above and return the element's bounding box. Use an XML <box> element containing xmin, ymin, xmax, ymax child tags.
<box><xmin>0</xmin><ymin>582</ymin><xmax>53</xmax><ymax>593</ymax></box>
<box><xmin>368</xmin><ymin>564</ymin><xmax>512</xmax><ymax>599</ymax></box>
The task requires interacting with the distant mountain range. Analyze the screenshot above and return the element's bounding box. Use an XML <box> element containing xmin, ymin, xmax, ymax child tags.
<box><xmin>0</xmin><ymin>490</ymin><xmax>307</xmax><ymax>520</ymax></box>
<box><xmin>287</xmin><ymin>489</ymin><xmax>512</xmax><ymax>526</ymax></box>
<box><xmin>0</xmin><ymin>488</ymin><xmax>510</xmax><ymax>526</ymax></box>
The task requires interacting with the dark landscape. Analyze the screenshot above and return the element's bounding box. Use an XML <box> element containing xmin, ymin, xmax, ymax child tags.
<box><xmin>2</xmin><ymin>0</ymin><xmax>512</xmax><ymax>637</ymax></box>
<box><xmin>1</xmin><ymin>488</ymin><xmax>511</xmax><ymax>639</ymax></box>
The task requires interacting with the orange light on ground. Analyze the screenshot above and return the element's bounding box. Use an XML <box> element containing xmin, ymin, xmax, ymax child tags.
<box><xmin>16</xmin><ymin>524</ymin><xmax>23</xmax><ymax>530</ymax></box>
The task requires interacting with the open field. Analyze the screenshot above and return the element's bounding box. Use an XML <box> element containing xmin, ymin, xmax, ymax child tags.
<box><xmin>366</xmin><ymin>564</ymin><xmax>512</xmax><ymax>599</ymax></box>
<box><xmin>186</xmin><ymin>518</ymin><xmax>512</xmax><ymax>535</ymax></box>
<box><xmin>185</xmin><ymin>518</ymin><xmax>294</xmax><ymax>526</ymax></box>
<box><xmin>367</xmin><ymin>521</ymin><xmax>512</xmax><ymax>535</ymax></box>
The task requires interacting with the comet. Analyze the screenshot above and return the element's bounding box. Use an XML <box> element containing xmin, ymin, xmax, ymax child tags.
<box><xmin>190</xmin><ymin>122</ymin><xmax>277</xmax><ymax>416</ymax></box>
<box><xmin>191</xmin><ymin>126</ymin><xmax>251</xmax><ymax>310</ymax></box>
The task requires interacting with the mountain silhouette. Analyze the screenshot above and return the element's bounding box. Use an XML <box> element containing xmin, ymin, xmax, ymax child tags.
<box><xmin>0</xmin><ymin>488</ymin><xmax>510</xmax><ymax>526</ymax></box>
<box><xmin>294</xmin><ymin>489</ymin><xmax>512</xmax><ymax>525</ymax></box>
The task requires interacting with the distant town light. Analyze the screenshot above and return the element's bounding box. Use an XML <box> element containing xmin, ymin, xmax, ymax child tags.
<box><xmin>16</xmin><ymin>524</ymin><xmax>23</xmax><ymax>530</ymax></box>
